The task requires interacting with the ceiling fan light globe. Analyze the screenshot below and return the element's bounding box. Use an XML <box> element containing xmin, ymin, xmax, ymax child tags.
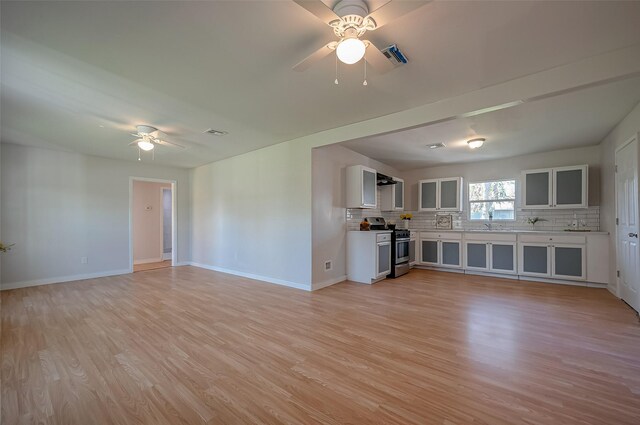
<box><xmin>336</xmin><ymin>38</ymin><xmax>366</xmax><ymax>64</ymax></box>
<box><xmin>138</xmin><ymin>140</ymin><xmax>155</xmax><ymax>151</ymax></box>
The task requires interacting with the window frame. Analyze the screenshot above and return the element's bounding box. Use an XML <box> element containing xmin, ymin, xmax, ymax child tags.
<box><xmin>468</xmin><ymin>178</ymin><xmax>517</xmax><ymax>222</ymax></box>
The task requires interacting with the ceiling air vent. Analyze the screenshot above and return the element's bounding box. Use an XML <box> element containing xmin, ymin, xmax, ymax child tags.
<box><xmin>204</xmin><ymin>128</ymin><xmax>228</xmax><ymax>136</ymax></box>
<box><xmin>382</xmin><ymin>44</ymin><xmax>408</xmax><ymax>65</ymax></box>
<box><xmin>427</xmin><ymin>143</ymin><xmax>446</xmax><ymax>149</ymax></box>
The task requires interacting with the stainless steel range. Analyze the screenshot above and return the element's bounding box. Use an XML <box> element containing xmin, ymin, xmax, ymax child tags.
<box><xmin>364</xmin><ymin>217</ymin><xmax>410</xmax><ymax>278</ymax></box>
<box><xmin>389</xmin><ymin>229</ymin><xmax>410</xmax><ymax>278</ymax></box>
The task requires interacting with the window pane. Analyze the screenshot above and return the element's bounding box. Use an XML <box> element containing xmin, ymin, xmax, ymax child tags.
<box><xmin>470</xmin><ymin>201</ymin><xmax>515</xmax><ymax>220</ymax></box>
<box><xmin>469</xmin><ymin>180</ymin><xmax>515</xmax><ymax>201</ymax></box>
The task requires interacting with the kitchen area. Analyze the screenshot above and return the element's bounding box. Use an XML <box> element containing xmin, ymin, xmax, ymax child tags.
<box><xmin>310</xmin><ymin>76</ymin><xmax>640</xmax><ymax>302</ymax></box>
<box><xmin>343</xmin><ymin>162</ymin><xmax>608</xmax><ymax>287</ymax></box>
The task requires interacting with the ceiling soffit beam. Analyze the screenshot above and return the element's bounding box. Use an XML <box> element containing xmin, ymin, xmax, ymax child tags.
<box><xmin>292</xmin><ymin>43</ymin><xmax>640</xmax><ymax>150</ymax></box>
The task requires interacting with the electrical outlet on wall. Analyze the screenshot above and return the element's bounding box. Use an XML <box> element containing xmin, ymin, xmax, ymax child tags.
<box><xmin>324</xmin><ymin>261</ymin><xmax>332</xmax><ymax>271</ymax></box>
<box><xmin>80</xmin><ymin>257</ymin><xmax>88</xmax><ymax>264</ymax></box>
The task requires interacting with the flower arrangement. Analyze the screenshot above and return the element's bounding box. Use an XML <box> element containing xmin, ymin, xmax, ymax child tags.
<box><xmin>400</xmin><ymin>213</ymin><xmax>413</xmax><ymax>220</ymax></box>
<box><xmin>0</xmin><ymin>242</ymin><xmax>15</xmax><ymax>253</ymax></box>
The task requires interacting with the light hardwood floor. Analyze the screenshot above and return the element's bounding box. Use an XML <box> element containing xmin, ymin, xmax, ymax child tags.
<box><xmin>2</xmin><ymin>267</ymin><xmax>640</xmax><ymax>424</ymax></box>
<box><xmin>133</xmin><ymin>260</ymin><xmax>172</xmax><ymax>273</ymax></box>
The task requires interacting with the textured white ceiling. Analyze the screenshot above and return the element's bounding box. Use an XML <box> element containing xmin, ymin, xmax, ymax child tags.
<box><xmin>2</xmin><ymin>1</ymin><xmax>640</xmax><ymax>167</ymax></box>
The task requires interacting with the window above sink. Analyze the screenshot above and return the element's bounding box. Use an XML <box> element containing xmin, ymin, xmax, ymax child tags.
<box><xmin>469</xmin><ymin>179</ymin><xmax>516</xmax><ymax>221</ymax></box>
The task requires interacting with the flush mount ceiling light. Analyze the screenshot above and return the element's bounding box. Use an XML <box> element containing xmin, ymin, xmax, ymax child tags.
<box><xmin>467</xmin><ymin>138</ymin><xmax>485</xmax><ymax>149</ymax></box>
<box><xmin>427</xmin><ymin>142</ymin><xmax>446</xmax><ymax>149</ymax></box>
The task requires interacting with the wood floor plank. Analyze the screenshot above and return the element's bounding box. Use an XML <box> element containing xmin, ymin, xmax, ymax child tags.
<box><xmin>2</xmin><ymin>267</ymin><xmax>640</xmax><ymax>424</ymax></box>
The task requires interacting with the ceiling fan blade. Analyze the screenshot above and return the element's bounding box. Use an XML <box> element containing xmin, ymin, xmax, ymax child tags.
<box><xmin>293</xmin><ymin>0</ymin><xmax>340</xmax><ymax>25</ymax></box>
<box><xmin>293</xmin><ymin>42</ymin><xmax>337</xmax><ymax>71</ymax></box>
<box><xmin>364</xmin><ymin>42</ymin><xmax>395</xmax><ymax>74</ymax></box>
<box><xmin>155</xmin><ymin>139</ymin><xmax>185</xmax><ymax>149</ymax></box>
<box><xmin>366</xmin><ymin>0</ymin><xmax>429</xmax><ymax>29</ymax></box>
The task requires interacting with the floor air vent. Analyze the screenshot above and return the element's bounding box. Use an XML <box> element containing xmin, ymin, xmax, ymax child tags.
<box><xmin>382</xmin><ymin>44</ymin><xmax>408</xmax><ymax>65</ymax></box>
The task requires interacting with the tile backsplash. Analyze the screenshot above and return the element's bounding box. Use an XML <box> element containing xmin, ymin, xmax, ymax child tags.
<box><xmin>347</xmin><ymin>206</ymin><xmax>600</xmax><ymax>232</ymax></box>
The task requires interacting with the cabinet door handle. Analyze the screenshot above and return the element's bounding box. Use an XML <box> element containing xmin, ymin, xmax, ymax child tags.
<box><xmin>629</xmin><ymin>233</ymin><xmax>639</xmax><ymax>238</ymax></box>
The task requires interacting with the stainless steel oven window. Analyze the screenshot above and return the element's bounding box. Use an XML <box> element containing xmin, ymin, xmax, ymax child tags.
<box><xmin>396</xmin><ymin>239</ymin><xmax>410</xmax><ymax>263</ymax></box>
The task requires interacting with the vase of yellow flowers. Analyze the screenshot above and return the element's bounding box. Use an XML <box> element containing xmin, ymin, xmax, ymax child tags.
<box><xmin>400</xmin><ymin>213</ymin><xmax>413</xmax><ymax>230</ymax></box>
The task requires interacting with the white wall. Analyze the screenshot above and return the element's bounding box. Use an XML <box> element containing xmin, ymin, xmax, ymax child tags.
<box><xmin>190</xmin><ymin>140</ymin><xmax>312</xmax><ymax>290</ymax></box>
<box><xmin>599</xmin><ymin>101</ymin><xmax>640</xmax><ymax>294</ymax></box>
<box><xmin>401</xmin><ymin>145</ymin><xmax>602</xmax><ymax>211</ymax></box>
<box><xmin>311</xmin><ymin>145</ymin><xmax>399</xmax><ymax>289</ymax></box>
<box><xmin>132</xmin><ymin>180</ymin><xmax>171</xmax><ymax>264</ymax></box>
<box><xmin>188</xmin><ymin>49</ymin><xmax>640</xmax><ymax>291</ymax></box>
<box><xmin>0</xmin><ymin>143</ymin><xmax>190</xmax><ymax>289</ymax></box>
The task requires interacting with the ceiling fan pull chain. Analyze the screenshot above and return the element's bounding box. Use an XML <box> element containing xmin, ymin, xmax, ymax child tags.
<box><xmin>138</xmin><ymin>147</ymin><xmax>141</xmax><ymax>162</ymax></box>
<box><xmin>334</xmin><ymin>54</ymin><xmax>339</xmax><ymax>85</ymax></box>
<box><xmin>363</xmin><ymin>55</ymin><xmax>368</xmax><ymax>86</ymax></box>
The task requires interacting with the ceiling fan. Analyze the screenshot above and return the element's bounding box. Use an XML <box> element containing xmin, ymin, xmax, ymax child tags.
<box><xmin>129</xmin><ymin>125</ymin><xmax>184</xmax><ymax>161</ymax></box>
<box><xmin>292</xmin><ymin>0</ymin><xmax>428</xmax><ymax>75</ymax></box>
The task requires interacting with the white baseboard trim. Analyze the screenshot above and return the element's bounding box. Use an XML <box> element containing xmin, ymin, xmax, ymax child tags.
<box><xmin>162</xmin><ymin>252</ymin><xmax>172</xmax><ymax>260</ymax></box>
<box><xmin>173</xmin><ymin>261</ymin><xmax>191</xmax><ymax>267</ymax></box>
<box><xmin>189</xmin><ymin>262</ymin><xmax>311</xmax><ymax>291</ymax></box>
<box><xmin>1</xmin><ymin>269</ymin><xmax>132</xmax><ymax>291</ymax></box>
<box><xmin>134</xmin><ymin>257</ymin><xmax>163</xmax><ymax>265</ymax></box>
<box><xmin>312</xmin><ymin>275</ymin><xmax>347</xmax><ymax>291</ymax></box>
<box><xmin>517</xmin><ymin>275</ymin><xmax>606</xmax><ymax>288</ymax></box>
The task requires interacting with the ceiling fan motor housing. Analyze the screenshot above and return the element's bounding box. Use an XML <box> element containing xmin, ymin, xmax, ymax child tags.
<box><xmin>136</xmin><ymin>125</ymin><xmax>158</xmax><ymax>136</ymax></box>
<box><xmin>333</xmin><ymin>0</ymin><xmax>368</xmax><ymax>18</ymax></box>
<box><xmin>331</xmin><ymin>0</ymin><xmax>376</xmax><ymax>38</ymax></box>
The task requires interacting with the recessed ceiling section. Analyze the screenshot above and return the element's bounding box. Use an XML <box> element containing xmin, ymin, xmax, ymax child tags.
<box><xmin>340</xmin><ymin>76</ymin><xmax>640</xmax><ymax>170</ymax></box>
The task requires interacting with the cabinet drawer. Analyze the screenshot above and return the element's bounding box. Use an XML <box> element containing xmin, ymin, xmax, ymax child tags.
<box><xmin>464</xmin><ymin>233</ymin><xmax>517</xmax><ymax>242</ymax></box>
<box><xmin>376</xmin><ymin>233</ymin><xmax>392</xmax><ymax>242</ymax></box>
<box><xmin>519</xmin><ymin>234</ymin><xmax>586</xmax><ymax>244</ymax></box>
<box><xmin>420</xmin><ymin>232</ymin><xmax>462</xmax><ymax>240</ymax></box>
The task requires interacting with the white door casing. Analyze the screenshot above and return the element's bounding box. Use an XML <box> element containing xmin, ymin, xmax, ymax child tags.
<box><xmin>615</xmin><ymin>135</ymin><xmax>640</xmax><ymax>312</ymax></box>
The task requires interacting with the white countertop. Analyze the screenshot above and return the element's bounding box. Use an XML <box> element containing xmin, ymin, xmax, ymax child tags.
<box><xmin>407</xmin><ymin>228</ymin><xmax>609</xmax><ymax>235</ymax></box>
<box><xmin>348</xmin><ymin>230</ymin><xmax>392</xmax><ymax>233</ymax></box>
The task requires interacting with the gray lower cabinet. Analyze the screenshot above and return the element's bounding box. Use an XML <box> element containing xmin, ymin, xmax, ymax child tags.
<box><xmin>491</xmin><ymin>243</ymin><xmax>516</xmax><ymax>274</ymax></box>
<box><xmin>419</xmin><ymin>237</ymin><xmax>462</xmax><ymax>268</ymax></box>
<box><xmin>377</xmin><ymin>241</ymin><xmax>391</xmax><ymax>278</ymax></box>
<box><xmin>465</xmin><ymin>242</ymin><xmax>488</xmax><ymax>270</ymax></box>
<box><xmin>409</xmin><ymin>238</ymin><xmax>417</xmax><ymax>267</ymax></box>
<box><xmin>552</xmin><ymin>244</ymin><xmax>585</xmax><ymax>280</ymax></box>
<box><xmin>465</xmin><ymin>241</ymin><xmax>517</xmax><ymax>274</ymax></box>
<box><xmin>441</xmin><ymin>241</ymin><xmax>460</xmax><ymax>267</ymax></box>
<box><xmin>518</xmin><ymin>242</ymin><xmax>586</xmax><ymax>280</ymax></box>
<box><xmin>420</xmin><ymin>239</ymin><xmax>439</xmax><ymax>265</ymax></box>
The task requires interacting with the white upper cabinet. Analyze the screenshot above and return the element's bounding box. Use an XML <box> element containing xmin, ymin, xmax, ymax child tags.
<box><xmin>380</xmin><ymin>177</ymin><xmax>404</xmax><ymax>211</ymax></box>
<box><xmin>346</xmin><ymin>165</ymin><xmax>377</xmax><ymax>209</ymax></box>
<box><xmin>418</xmin><ymin>177</ymin><xmax>463</xmax><ymax>211</ymax></box>
<box><xmin>522</xmin><ymin>165</ymin><xmax>588</xmax><ymax>209</ymax></box>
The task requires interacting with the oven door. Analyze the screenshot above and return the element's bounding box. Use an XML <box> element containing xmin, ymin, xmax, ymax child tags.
<box><xmin>396</xmin><ymin>239</ymin><xmax>410</xmax><ymax>264</ymax></box>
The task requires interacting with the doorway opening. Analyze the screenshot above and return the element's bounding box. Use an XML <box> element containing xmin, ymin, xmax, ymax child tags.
<box><xmin>130</xmin><ymin>178</ymin><xmax>177</xmax><ymax>273</ymax></box>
